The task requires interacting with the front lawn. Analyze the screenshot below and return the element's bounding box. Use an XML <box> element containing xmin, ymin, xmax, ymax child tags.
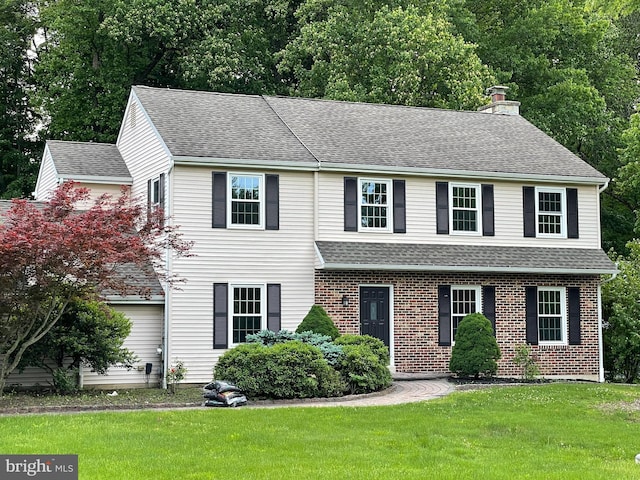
<box><xmin>1</xmin><ymin>383</ymin><xmax>640</xmax><ymax>479</ymax></box>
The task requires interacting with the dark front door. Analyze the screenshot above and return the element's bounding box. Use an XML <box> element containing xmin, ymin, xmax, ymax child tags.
<box><xmin>360</xmin><ymin>286</ymin><xmax>390</xmax><ymax>347</ymax></box>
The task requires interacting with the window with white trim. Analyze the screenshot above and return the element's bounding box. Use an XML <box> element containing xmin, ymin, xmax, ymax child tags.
<box><xmin>451</xmin><ymin>286</ymin><xmax>481</xmax><ymax>341</ymax></box>
<box><xmin>229</xmin><ymin>174</ymin><xmax>264</xmax><ymax>228</ymax></box>
<box><xmin>450</xmin><ymin>184</ymin><xmax>481</xmax><ymax>234</ymax></box>
<box><xmin>150</xmin><ymin>177</ymin><xmax>161</xmax><ymax>206</ymax></box>
<box><xmin>538</xmin><ymin>287</ymin><xmax>566</xmax><ymax>344</ymax></box>
<box><xmin>231</xmin><ymin>285</ymin><xmax>265</xmax><ymax>344</ymax></box>
<box><xmin>537</xmin><ymin>187</ymin><xmax>565</xmax><ymax>237</ymax></box>
<box><xmin>360</xmin><ymin>179</ymin><xmax>392</xmax><ymax>231</ymax></box>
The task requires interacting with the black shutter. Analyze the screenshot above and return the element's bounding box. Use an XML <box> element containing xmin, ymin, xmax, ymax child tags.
<box><xmin>567</xmin><ymin>188</ymin><xmax>579</xmax><ymax>239</ymax></box>
<box><xmin>436</xmin><ymin>182</ymin><xmax>449</xmax><ymax>235</ymax></box>
<box><xmin>438</xmin><ymin>285</ymin><xmax>451</xmax><ymax>346</ymax></box>
<box><xmin>525</xmin><ymin>286</ymin><xmax>538</xmax><ymax>345</ymax></box>
<box><xmin>158</xmin><ymin>173</ymin><xmax>166</xmax><ymax>226</ymax></box>
<box><xmin>482</xmin><ymin>286</ymin><xmax>496</xmax><ymax>336</ymax></box>
<box><xmin>568</xmin><ymin>287</ymin><xmax>581</xmax><ymax>345</ymax></box>
<box><xmin>159</xmin><ymin>173</ymin><xmax>166</xmax><ymax>207</ymax></box>
<box><xmin>213</xmin><ymin>283</ymin><xmax>228</xmax><ymax>349</ymax></box>
<box><xmin>265</xmin><ymin>174</ymin><xmax>279</xmax><ymax>230</ymax></box>
<box><xmin>393</xmin><ymin>179</ymin><xmax>406</xmax><ymax>233</ymax></box>
<box><xmin>267</xmin><ymin>284</ymin><xmax>281</xmax><ymax>332</ymax></box>
<box><xmin>344</xmin><ymin>177</ymin><xmax>358</xmax><ymax>231</ymax></box>
<box><xmin>212</xmin><ymin>172</ymin><xmax>227</xmax><ymax>229</ymax></box>
<box><xmin>523</xmin><ymin>186</ymin><xmax>536</xmax><ymax>238</ymax></box>
<box><xmin>482</xmin><ymin>184</ymin><xmax>495</xmax><ymax>236</ymax></box>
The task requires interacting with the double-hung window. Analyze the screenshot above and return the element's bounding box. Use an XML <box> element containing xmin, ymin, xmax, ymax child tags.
<box><xmin>229</xmin><ymin>173</ymin><xmax>263</xmax><ymax>228</ymax></box>
<box><xmin>537</xmin><ymin>287</ymin><xmax>566</xmax><ymax>344</ymax></box>
<box><xmin>231</xmin><ymin>285</ymin><xmax>265</xmax><ymax>344</ymax></box>
<box><xmin>537</xmin><ymin>187</ymin><xmax>565</xmax><ymax>237</ymax></box>
<box><xmin>360</xmin><ymin>179</ymin><xmax>392</xmax><ymax>231</ymax></box>
<box><xmin>147</xmin><ymin>173</ymin><xmax>165</xmax><ymax>223</ymax></box>
<box><xmin>450</xmin><ymin>184</ymin><xmax>481</xmax><ymax>234</ymax></box>
<box><xmin>451</xmin><ymin>286</ymin><xmax>481</xmax><ymax>341</ymax></box>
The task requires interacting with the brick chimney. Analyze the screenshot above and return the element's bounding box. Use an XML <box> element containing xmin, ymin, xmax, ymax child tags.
<box><xmin>478</xmin><ymin>85</ymin><xmax>520</xmax><ymax>115</ymax></box>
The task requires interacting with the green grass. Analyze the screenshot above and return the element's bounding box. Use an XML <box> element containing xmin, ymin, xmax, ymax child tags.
<box><xmin>1</xmin><ymin>383</ymin><xmax>640</xmax><ymax>479</ymax></box>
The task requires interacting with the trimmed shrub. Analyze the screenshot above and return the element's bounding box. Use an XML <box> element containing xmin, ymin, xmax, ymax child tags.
<box><xmin>334</xmin><ymin>334</ymin><xmax>390</xmax><ymax>365</ymax></box>
<box><xmin>296</xmin><ymin>305</ymin><xmax>340</xmax><ymax>339</ymax></box>
<box><xmin>214</xmin><ymin>341</ymin><xmax>345</xmax><ymax>399</ymax></box>
<box><xmin>247</xmin><ymin>329</ymin><xmax>344</xmax><ymax>366</ymax></box>
<box><xmin>335</xmin><ymin>343</ymin><xmax>392</xmax><ymax>394</ymax></box>
<box><xmin>449</xmin><ymin>313</ymin><xmax>501</xmax><ymax>378</ymax></box>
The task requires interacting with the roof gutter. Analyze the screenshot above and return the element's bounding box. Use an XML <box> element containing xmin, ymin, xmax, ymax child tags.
<box><xmin>318</xmin><ymin>163</ymin><xmax>608</xmax><ymax>186</ymax></box>
<box><xmin>59</xmin><ymin>174</ymin><xmax>133</xmax><ymax>185</ymax></box>
<box><xmin>172</xmin><ymin>157</ymin><xmax>606</xmax><ymax>185</ymax></box>
<box><xmin>172</xmin><ymin>156</ymin><xmax>318</xmax><ymax>171</ymax></box>
<box><xmin>316</xmin><ymin>263</ymin><xmax>618</xmax><ymax>276</ymax></box>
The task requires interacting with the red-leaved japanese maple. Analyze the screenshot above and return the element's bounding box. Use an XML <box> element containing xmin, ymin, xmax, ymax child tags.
<box><xmin>0</xmin><ymin>183</ymin><xmax>191</xmax><ymax>394</ymax></box>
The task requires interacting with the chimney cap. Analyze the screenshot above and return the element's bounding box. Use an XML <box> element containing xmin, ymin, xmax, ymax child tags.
<box><xmin>486</xmin><ymin>85</ymin><xmax>510</xmax><ymax>96</ymax></box>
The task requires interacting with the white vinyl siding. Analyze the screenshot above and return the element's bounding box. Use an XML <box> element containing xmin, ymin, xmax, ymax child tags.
<box><xmin>317</xmin><ymin>172</ymin><xmax>601</xmax><ymax>248</ymax></box>
<box><xmin>116</xmin><ymin>95</ymin><xmax>171</xmax><ymax>208</ymax></box>
<box><xmin>168</xmin><ymin>166</ymin><xmax>315</xmax><ymax>382</ymax></box>
<box><xmin>33</xmin><ymin>147</ymin><xmax>59</xmax><ymax>201</ymax></box>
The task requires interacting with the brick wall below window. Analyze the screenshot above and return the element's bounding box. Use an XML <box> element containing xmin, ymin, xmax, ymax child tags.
<box><xmin>315</xmin><ymin>271</ymin><xmax>600</xmax><ymax>378</ymax></box>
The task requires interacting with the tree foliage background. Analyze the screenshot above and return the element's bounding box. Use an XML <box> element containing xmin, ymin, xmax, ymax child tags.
<box><xmin>5</xmin><ymin>0</ymin><xmax>640</xmax><ymax>380</ymax></box>
<box><xmin>4</xmin><ymin>0</ymin><xmax>636</xmax><ymax>252</ymax></box>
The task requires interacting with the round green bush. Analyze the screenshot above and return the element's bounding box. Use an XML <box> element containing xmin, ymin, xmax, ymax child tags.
<box><xmin>214</xmin><ymin>341</ymin><xmax>344</xmax><ymax>399</ymax></box>
<box><xmin>449</xmin><ymin>313</ymin><xmax>501</xmax><ymax>378</ymax></box>
<box><xmin>334</xmin><ymin>334</ymin><xmax>390</xmax><ymax>365</ymax></box>
<box><xmin>335</xmin><ymin>343</ymin><xmax>392</xmax><ymax>394</ymax></box>
<box><xmin>296</xmin><ymin>305</ymin><xmax>340</xmax><ymax>340</ymax></box>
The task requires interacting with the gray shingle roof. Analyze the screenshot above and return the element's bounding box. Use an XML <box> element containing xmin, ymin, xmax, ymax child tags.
<box><xmin>46</xmin><ymin>140</ymin><xmax>132</xmax><ymax>180</ymax></box>
<box><xmin>266</xmin><ymin>96</ymin><xmax>606</xmax><ymax>180</ymax></box>
<box><xmin>131</xmin><ymin>86</ymin><xmax>317</xmax><ymax>164</ymax></box>
<box><xmin>315</xmin><ymin>241</ymin><xmax>616</xmax><ymax>275</ymax></box>
<box><xmin>132</xmin><ymin>86</ymin><xmax>606</xmax><ymax>181</ymax></box>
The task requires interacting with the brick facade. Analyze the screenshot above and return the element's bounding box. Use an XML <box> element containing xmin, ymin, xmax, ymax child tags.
<box><xmin>315</xmin><ymin>270</ymin><xmax>600</xmax><ymax>379</ymax></box>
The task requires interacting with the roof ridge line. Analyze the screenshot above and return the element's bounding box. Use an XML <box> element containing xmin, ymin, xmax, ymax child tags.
<box><xmin>262</xmin><ymin>96</ymin><xmax>321</xmax><ymax>166</ymax></box>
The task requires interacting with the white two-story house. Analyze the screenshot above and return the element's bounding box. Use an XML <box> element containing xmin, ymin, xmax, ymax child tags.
<box><xmin>23</xmin><ymin>85</ymin><xmax>615</xmax><ymax>388</ymax></box>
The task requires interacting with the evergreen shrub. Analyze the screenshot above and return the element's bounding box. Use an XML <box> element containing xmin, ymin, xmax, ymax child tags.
<box><xmin>449</xmin><ymin>313</ymin><xmax>501</xmax><ymax>378</ymax></box>
<box><xmin>247</xmin><ymin>330</ymin><xmax>343</xmax><ymax>366</ymax></box>
<box><xmin>296</xmin><ymin>305</ymin><xmax>340</xmax><ymax>339</ymax></box>
<box><xmin>336</xmin><ymin>343</ymin><xmax>392</xmax><ymax>394</ymax></box>
<box><xmin>214</xmin><ymin>341</ymin><xmax>344</xmax><ymax>399</ymax></box>
<box><xmin>334</xmin><ymin>334</ymin><xmax>390</xmax><ymax>364</ymax></box>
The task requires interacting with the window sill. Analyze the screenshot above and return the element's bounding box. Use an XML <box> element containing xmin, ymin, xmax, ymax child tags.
<box><xmin>538</xmin><ymin>344</ymin><xmax>568</xmax><ymax>351</ymax></box>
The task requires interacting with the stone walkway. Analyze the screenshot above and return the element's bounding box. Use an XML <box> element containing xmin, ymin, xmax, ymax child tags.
<box><xmin>249</xmin><ymin>378</ymin><xmax>454</xmax><ymax>409</ymax></box>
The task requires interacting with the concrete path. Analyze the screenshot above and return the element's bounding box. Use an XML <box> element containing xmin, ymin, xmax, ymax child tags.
<box><xmin>249</xmin><ymin>379</ymin><xmax>453</xmax><ymax>408</ymax></box>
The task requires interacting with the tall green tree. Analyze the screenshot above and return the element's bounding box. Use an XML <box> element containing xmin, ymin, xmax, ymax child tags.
<box><xmin>464</xmin><ymin>0</ymin><xmax>640</xmax><ymax>253</ymax></box>
<box><xmin>0</xmin><ymin>0</ymin><xmax>39</xmax><ymax>198</ymax></box>
<box><xmin>279</xmin><ymin>2</ymin><xmax>493</xmax><ymax>109</ymax></box>
<box><xmin>33</xmin><ymin>0</ymin><xmax>304</xmax><ymax>143</ymax></box>
<box><xmin>602</xmin><ymin>241</ymin><xmax>640</xmax><ymax>382</ymax></box>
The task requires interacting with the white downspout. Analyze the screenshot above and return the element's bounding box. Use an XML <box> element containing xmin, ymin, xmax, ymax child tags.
<box><xmin>597</xmin><ymin>283</ymin><xmax>605</xmax><ymax>383</ymax></box>
<box><xmin>161</xmin><ymin>164</ymin><xmax>174</xmax><ymax>390</ymax></box>
<box><xmin>314</xmin><ymin>171</ymin><xmax>319</xmax><ymax>241</ymax></box>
